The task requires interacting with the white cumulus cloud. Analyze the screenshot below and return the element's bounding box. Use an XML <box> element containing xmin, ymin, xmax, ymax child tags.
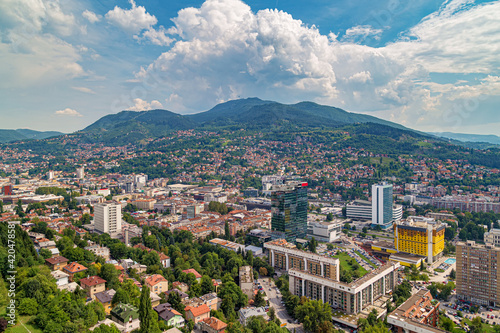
<box><xmin>105</xmin><ymin>0</ymin><xmax>157</xmax><ymax>34</ymax></box>
<box><xmin>127</xmin><ymin>98</ymin><xmax>163</xmax><ymax>111</ymax></box>
<box><xmin>82</xmin><ymin>10</ymin><xmax>101</xmax><ymax>23</ymax></box>
<box><xmin>55</xmin><ymin>108</ymin><xmax>82</xmax><ymax>116</ymax></box>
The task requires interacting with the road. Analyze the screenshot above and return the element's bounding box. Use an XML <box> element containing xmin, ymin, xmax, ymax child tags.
<box><xmin>258</xmin><ymin>277</ymin><xmax>304</xmax><ymax>333</ymax></box>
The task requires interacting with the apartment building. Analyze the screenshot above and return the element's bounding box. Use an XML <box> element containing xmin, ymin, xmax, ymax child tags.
<box><xmin>264</xmin><ymin>239</ymin><xmax>340</xmax><ymax>280</ymax></box>
<box><xmin>289</xmin><ymin>262</ymin><xmax>399</xmax><ymax>315</ymax></box>
<box><xmin>94</xmin><ymin>202</ymin><xmax>122</xmax><ymax>235</ymax></box>
<box><xmin>387</xmin><ymin>289</ymin><xmax>446</xmax><ymax>333</ymax></box>
<box><xmin>239</xmin><ymin>266</ymin><xmax>254</xmax><ymax>299</ymax></box>
<box><xmin>456</xmin><ymin>240</ymin><xmax>500</xmax><ymax>307</ymax></box>
<box><xmin>484</xmin><ymin>228</ymin><xmax>500</xmax><ymax>247</ymax></box>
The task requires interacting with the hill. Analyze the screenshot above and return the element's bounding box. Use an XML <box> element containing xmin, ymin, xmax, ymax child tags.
<box><xmin>0</xmin><ymin>129</ymin><xmax>63</xmax><ymax>143</ymax></box>
<box><xmin>77</xmin><ymin>98</ymin><xmax>423</xmax><ymax>144</ymax></box>
<box><xmin>430</xmin><ymin>132</ymin><xmax>500</xmax><ymax>146</ymax></box>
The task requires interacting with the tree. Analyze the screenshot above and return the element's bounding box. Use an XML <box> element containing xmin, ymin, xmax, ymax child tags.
<box><xmin>295</xmin><ymin>299</ymin><xmax>332</xmax><ymax>333</ymax></box>
<box><xmin>308</xmin><ymin>237</ymin><xmax>318</xmax><ymax>253</ymax></box>
<box><xmin>269</xmin><ymin>307</ymin><xmax>276</xmax><ymax>321</ymax></box>
<box><xmin>450</xmin><ymin>268</ymin><xmax>456</xmax><ymax>280</ymax></box>
<box><xmin>254</xmin><ymin>291</ymin><xmax>266</xmax><ymax>307</ymax></box>
<box><xmin>18</xmin><ymin>298</ymin><xmax>39</xmax><ymax>315</ymax></box>
<box><xmin>139</xmin><ymin>286</ymin><xmax>160</xmax><ymax>333</ymax></box>
<box><xmin>112</xmin><ymin>288</ymin><xmax>131</xmax><ymax>307</ymax></box>
<box><xmin>326</xmin><ymin>213</ymin><xmax>333</xmax><ymax>221</ymax></box>
<box><xmin>201</xmin><ymin>275</ymin><xmax>214</xmax><ymax>295</ymax></box>
<box><xmin>225</xmin><ymin>221</ymin><xmax>230</xmax><ymax>239</ymax></box>
<box><xmin>39</xmin><ymin>249</ymin><xmax>53</xmax><ymax>260</ymax></box>
<box><xmin>0</xmin><ymin>317</ymin><xmax>8</xmax><ymax>332</ymax></box>
<box><xmin>470</xmin><ymin>316</ymin><xmax>483</xmax><ymax>333</ymax></box>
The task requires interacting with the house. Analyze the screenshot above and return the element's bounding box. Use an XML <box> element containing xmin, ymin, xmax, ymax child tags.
<box><xmin>63</xmin><ymin>262</ymin><xmax>87</xmax><ymax>281</ymax></box>
<box><xmin>150</xmin><ymin>292</ymin><xmax>161</xmax><ymax>308</ymax></box>
<box><xmin>95</xmin><ymin>289</ymin><xmax>116</xmax><ymax>315</ymax></box>
<box><xmin>199</xmin><ymin>317</ymin><xmax>227</xmax><ymax>333</ymax></box>
<box><xmin>79</xmin><ymin>276</ymin><xmax>106</xmax><ymax>300</ymax></box>
<box><xmin>90</xmin><ymin>318</ymin><xmax>125</xmax><ymax>332</ymax></box>
<box><xmin>172</xmin><ymin>281</ymin><xmax>189</xmax><ymax>293</ymax></box>
<box><xmin>130</xmin><ymin>263</ymin><xmax>147</xmax><ymax>274</ymax></box>
<box><xmin>164</xmin><ymin>288</ymin><xmax>189</xmax><ymax>301</ymax></box>
<box><xmin>111</xmin><ymin>303</ymin><xmax>140</xmax><ymax>333</ymax></box>
<box><xmin>51</xmin><ymin>270</ymin><xmax>69</xmax><ymax>287</ymax></box>
<box><xmin>120</xmin><ymin>259</ymin><xmax>135</xmax><ymax>270</ymax></box>
<box><xmin>45</xmin><ymin>256</ymin><xmax>69</xmax><ymax>271</ymax></box>
<box><xmin>154</xmin><ymin>304</ymin><xmax>185</xmax><ymax>328</ymax></box>
<box><xmin>239</xmin><ymin>307</ymin><xmax>268</xmax><ymax>326</ymax></box>
<box><xmin>182</xmin><ymin>269</ymin><xmax>202</xmax><ymax>282</ymax></box>
<box><xmin>159</xmin><ymin>253</ymin><xmax>171</xmax><ymax>268</ymax></box>
<box><xmin>185</xmin><ymin>303</ymin><xmax>210</xmax><ymax>324</ymax></box>
<box><xmin>200</xmin><ymin>292</ymin><xmax>222</xmax><ymax>311</ymax></box>
<box><xmin>144</xmin><ymin>274</ymin><xmax>168</xmax><ymax>294</ymax></box>
<box><xmin>48</xmin><ymin>248</ymin><xmax>60</xmax><ymax>257</ymax></box>
<box><xmin>85</xmin><ymin>244</ymin><xmax>110</xmax><ymax>261</ymax></box>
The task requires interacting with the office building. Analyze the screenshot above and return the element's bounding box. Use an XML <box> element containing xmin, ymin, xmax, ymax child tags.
<box><xmin>76</xmin><ymin>167</ymin><xmax>85</xmax><ymax>179</ymax></box>
<box><xmin>484</xmin><ymin>228</ymin><xmax>500</xmax><ymax>247</ymax></box>
<box><xmin>307</xmin><ymin>221</ymin><xmax>342</xmax><ymax>243</ymax></box>
<box><xmin>372</xmin><ymin>182</ymin><xmax>394</xmax><ymax>229</ymax></box>
<box><xmin>394</xmin><ymin>216</ymin><xmax>445</xmax><ymax>264</ymax></box>
<box><xmin>456</xmin><ymin>241</ymin><xmax>500</xmax><ymax>307</ymax></box>
<box><xmin>346</xmin><ymin>200</ymin><xmax>372</xmax><ymax>220</ymax></box>
<box><xmin>94</xmin><ymin>202</ymin><xmax>122</xmax><ymax>235</ymax></box>
<box><xmin>387</xmin><ymin>289</ymin><xmax>445</xmax><ymax>333</ymax></box>
<box><xmin>271</xmin><ymin>179</ymin><xmax>308</xmax><ymax>241</ymax></box>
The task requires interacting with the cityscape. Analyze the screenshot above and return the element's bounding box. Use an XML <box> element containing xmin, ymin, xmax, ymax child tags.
<box><xmin>2</xmin><ymin>1</ymin><xmax>500</xmax><ymax>333</ymax></box>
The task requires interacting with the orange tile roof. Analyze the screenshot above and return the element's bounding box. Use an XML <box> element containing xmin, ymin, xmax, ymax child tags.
<box><xmin>145</xmin><ymin>274</ymin><xmax>167</xmax><ymax>286</ymax></box>
<box><xmin>80</xmin><ymin>275</ymin><xmax>106</xmax><ymax>287</ymax></box>
<box><xmin>202</xmin><ymin>317</ymin><xmax>227</xmax><ymax>330</ymax></box>
<box><xmin>185</xmin><ymin>303</ymin><xmax>210</xmax><ymax>317</ymax></box>
<box><xmin>182</xmin><ymin>269</ymin><xmax>202</xmax><ymax>279</ymax></box>
<box><xmin>64</xmin><ymin>262</ymin><xmax>87</xmax><ymax>273</ymax></box>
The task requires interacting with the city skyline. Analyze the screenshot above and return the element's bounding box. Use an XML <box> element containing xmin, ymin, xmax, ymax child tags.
<box><xmin>1</xmin><ymin>0</ymin><xmax>500</xmax><ymax>135</ymax></box>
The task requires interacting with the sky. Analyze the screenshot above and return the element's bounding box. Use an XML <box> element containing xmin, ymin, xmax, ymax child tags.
<box><xmin>1</xmin><ymin>0</ymin><xmax>500</xmax><ymax>135</ymax></box>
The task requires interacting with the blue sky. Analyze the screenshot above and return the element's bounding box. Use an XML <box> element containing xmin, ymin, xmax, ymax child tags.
<box><xmin>1</xmin><ymin>0</ymin><xmax>500</xmax><ymax>135</ymax></box>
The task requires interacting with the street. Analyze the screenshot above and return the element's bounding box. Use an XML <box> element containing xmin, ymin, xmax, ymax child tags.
<box><xmin>258</xmin><ymin>277</ymin><xmax>304</xmax><ymax>333</ymax></box>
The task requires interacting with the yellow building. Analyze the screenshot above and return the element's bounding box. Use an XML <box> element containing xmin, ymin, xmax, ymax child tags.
<box><xmin>394</xmin><ymin>217</ymin><xmax>445</xmax><ymax>264</ymax></box>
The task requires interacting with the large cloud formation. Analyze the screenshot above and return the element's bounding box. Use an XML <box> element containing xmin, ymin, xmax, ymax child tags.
<box><xmin>134</xmin><ymin>0</ymin><xmax>500</xmax><ymax>131</ymax></box>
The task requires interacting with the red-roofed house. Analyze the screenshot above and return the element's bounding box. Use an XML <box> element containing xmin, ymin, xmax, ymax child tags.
<box><xmin>182</xmin><ymin>269</ymin><xmax>202</xmax><ymax>282</ymax></box>
<box><xmin>159</xmin><ymin>253</ymin><xmax>170</xmax><ymax>268</ymax></box>
<box><xmin>144</xmin><ymin>274</ymin><xmax>168</xmax><ymax>294</ymax></box>
<box><xmin>200</xmin><ymin>317</ymin><xmax>227</xmax><ymax>333</ymax></box>
<box><xmin>45</xmin><ymin>256</ymin><xmax>68</xmax><ymax>271</ymax></box>
<box><xmin>79</xmin><ymin>276</ymin><xmax>106</xmax><ymax>300</ymax></box>
<box><xmin>63</xmin><ymin>262</ymin><xmax>87</xmax><ymax>282</ymax></box>
<box><xmin>185</xmin><ymin>304</ymin><xmax>210</xmax><ymax>324</ymax></box>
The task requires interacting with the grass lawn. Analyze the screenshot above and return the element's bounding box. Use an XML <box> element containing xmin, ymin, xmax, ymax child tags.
<box><xmin>0</xmin><ymin>277</ymin><xmax>8</xmax><ymax>317</ymax></box>
<box><xmin>5</xmin><ymin>316</ymin><xmax>43</xmax><ymax>333</ymax></box>
<box><xmin>354</xmin><ymin>250</ymin><xmax>377</xmax><ymax>269</ymax></box>
<box><xmin>332</xmin><ymin>252</ymin><xmax>368</xmax><ymax>277</ymax></box>
<box><xmin>370</xmin><ymin>157</ymin><xmax>394</xmax><ymax>166</ymax></box>
<box><xmin>461</xmin><ymin>318</ymin><xmax>496</xmax><ymax>333</ymax></box>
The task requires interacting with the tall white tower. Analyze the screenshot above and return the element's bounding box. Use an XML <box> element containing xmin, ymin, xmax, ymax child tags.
<box><xmin>76</xmin><ymin>167</ymin><xmax>85</xmax><ymax>179</ymax></box>
<box><xmin>94</xmin><ymin>202</ymin><xmax>122</xmax><ymax>235</ymax></box>
<box><xmin>372</xmin><ymin>182</ymin><xmax>394</xmax><ymax>229</ymax></box>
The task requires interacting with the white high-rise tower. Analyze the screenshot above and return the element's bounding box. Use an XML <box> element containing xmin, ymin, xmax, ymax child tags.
<box><xmin>94</xmin><ymin>202</ymin><xmax>122</xmax><ymax>235</ymax></box>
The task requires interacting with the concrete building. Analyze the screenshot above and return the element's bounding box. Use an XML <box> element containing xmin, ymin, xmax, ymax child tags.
<box><xmin>372</xmin><ymin>182</ymin><xmax>394</xmax><ymax>229</ymax></box>
<box><xmin>76</xmin><ymin>167</ymin><xmax>85</xmax><ymax>179</ymax></box>
<box><xmin>457</xmin><ymin>240</ymin><xmax>500</xmax><ymax>307</ymax></box>
<box><xmin>264</xmin><ymin>239</ymin><xmax>340</xmax><ymax>280</ymax></box>
<box><xmin>186</xmin><ymin>204</ymin><xmax>203</xmax><ymax>219</ymax></box>
<box><xmin>484</xmin><ymin>228</ymin><xmax>500</xmax><ymax>247</ymax></box>
<box><xmin>80</xmin><ymin>276</ymin><xmax>106</xmax><ymax>300</ymax></box>
<box><xmin>94</xmin><ymin>202</ymin><xmax>122</xmax><ymax>235</ymax></box>
<box><xmin>238</xmin><ymin>307</ymin><xmax>268</xmax><ymax>326</ymax></box>
<box><xmin>346</xmin><ymin>200</ymin><xmax>372</xmax><ymax>220</ymax></box>
<box><xmin>288</xmin><ymin>262</ymin><xmax>399</xmax><ymax>315</ymax></box>
<box><xmin>239</xmin><ymin>266</ymin><xmax>254</xmax><ymax>299</ymax></box>
<box><xmin>270</xmin><ymin>179</ymin><xmax>308</xmax><ymax>241</ymax></box>
<box><xmin>394</xmin><ymin>216</ymin><xmax>445</xmax><ymax>264</ymax></box>
<box><xmin>85</xmin><ymin>244</ymin><xmax>111</xmax><ymax>261</ymax></box>
<box><xmin>209</xmin><ymin>238</ymin><xmax>246</xmax><ymax>253</ymax></box>
<box><xmin>307</xmin><ymin>221</ymin><xmax>342</xmax><ymax>243</ymax></box>
<box><xmin>387</xmin><ymin>289</ymin><xmax>445</xmax><ymax>333</ymax></box>
<box><xmin>110</xmin><ymin>303</ymin><xmax>140</xmax><ymax>333</ymax></box>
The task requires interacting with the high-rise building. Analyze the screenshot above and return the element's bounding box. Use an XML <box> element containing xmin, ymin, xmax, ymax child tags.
<box><xmin>271</xmin><ymin>179</ymin><xmax>308</xmax><ymax>241</ymax></box>
<box><xmin>76</xmin><ymin>167</ymin><xmax>85</xmax><ymax>179</ymax></box>
<box><xmin>394</xmin><ymin>216</ymin><xmax>445</xmax><ymax>264</ymax></box>
<box><xmin>372</xmin><ymin>182</ymin><xmax>394</xmax><ymax>229</ymax></box>
<box><xmin>94</xmin><ymin>202</ymin><xmax>122</xmax><ymax>235</ymax></box>
<box><xmin>456</xmin><ymin>240</ymin><xmax>500</xmax><ymax>307</ymax></box>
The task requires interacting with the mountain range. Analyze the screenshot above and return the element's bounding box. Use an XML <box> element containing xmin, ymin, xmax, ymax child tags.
<box><xmin>429</xmin><ymin>132</ymin><xmax>500</xmax><ymax>146</ymax></box>
<box><xmin>0</xmin><ymin>129</ymin><xmax>64</xmax><ymax>143</ymax></box>
<box><xmin>78</xmin><ymin>98</ymin><xmax>420</xmax><ymax>144</ymax></box>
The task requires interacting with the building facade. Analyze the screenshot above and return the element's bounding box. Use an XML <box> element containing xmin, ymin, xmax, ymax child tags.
<box><xmin>270</xmin><ymin>180</ymin><xmax>308</xmax><ymax>241</ymax></box>
<box><xmin>289</xmin><ymin>262</ymin><xmax>399</xmax><ymax>315</ymax></box>
<box><xmin>456</xmin><ymin>241</ymin><xmax>500</xmax><ymax>307</ymax></box>
<box><xmin>387</xmin><ymin>289</ymin><xmax>445</xmax><ymax>333</ymax></box>
<box><xmin>239</xmin><ymin>266</ymin><xmax>254</xmax><ymax>299</ymax></box>
<box><xmin>307</xmin><ymin>221</ymin><xmax>342</xmax><ymax>243</ymax></box>
<box><xmin>94</xmin><ymin>202</ymin><xmax>122</xmax><ymax>235</ymax></box>
<box><xmin>372</xmin><ymin>182</ymin><xmax>394</xmax><ymax>229</ymax></box>
<box><xmin>264</xmin><ymin>239</ymin><xmax>340</xmax><ymax>280</ymax></box>
<box><xmin>394</xmin><ymin>217</ymin><xmax>445</xmax><ymax>264</ymax></box>
<box><xmin>484</xmin><ymin>228</ymin><xmax>500</xmax><ymax>247</ymax></box>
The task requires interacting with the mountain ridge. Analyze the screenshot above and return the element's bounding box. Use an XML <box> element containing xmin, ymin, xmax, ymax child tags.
<box><xmin>0</xmin><ymin>129</ymin><xmax>64</xmax><ymax>143</ymax></box>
